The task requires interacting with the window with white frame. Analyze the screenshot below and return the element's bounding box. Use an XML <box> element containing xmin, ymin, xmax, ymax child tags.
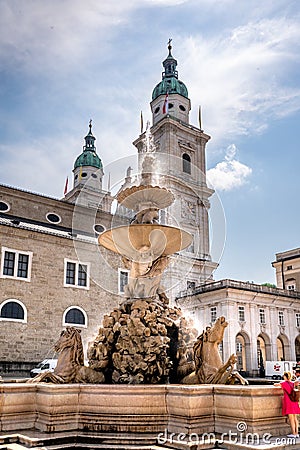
<box><xmin>278</xmin><ymin>311</ymin><xmax>284</xmax><ymax>326</ymax></box>
<box><xmin>0</xmin><ymin>299</ymin><xmax>27</xmax><ymax>323</ymax></box>
<box><xmin>236</xmin><ymin>342</ymin><xmax>243</xmax><ymax>352</ymax></box>
<box><xmin>286</xmin><ymin>278</ymin><xmax>296</xmax><ymax>291</ymax></box>
<box><xmin>211</xmin><ymin>306</ymin><xmax>217</xmax><ymax>324</ymax></box>
<box><xmin>64</xmin><ymin>259</ymin><xmax>89</xmax><ymax>289</ymax></box>
<box><xmin>238</xmin><ymin>306</ymin><xmax>245</xmax><ymax>322</ymax></box>
<box><xmin>0</xmin><ymin>247</ymin><xmax>32</xmax><ymax>281</ymax></box>
<box><xmin>296</xmin><ymin>313</ymin><xmax>300</xmax><ymax>328</ymax></box>
<box><xmin>118</xmin><ymin>269</ymin><xmax>129</xmax><ymax>294</ymax></box>
<box><xmin>63</xmin><ymin>306</ymin><xmax>87</xmax><ymax>327</ymax></box>
<box><xmin>259</xmin><ymin>308</ymin><xmax>266</xmax><ymax>324</ymax></box>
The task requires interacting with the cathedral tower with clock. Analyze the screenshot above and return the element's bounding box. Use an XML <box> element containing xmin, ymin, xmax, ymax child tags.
<box><xmin>133</xmin><ymin>41</ymin><xmax>218</xmax><ymax>293</ymax></box>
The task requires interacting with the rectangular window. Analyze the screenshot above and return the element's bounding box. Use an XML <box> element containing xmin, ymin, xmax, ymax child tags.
<box><xmin>238</xmin><ymin>306</ymin><xmax>245</xmax><ymax>322</ymax></box>
<box><xmin>66</xmin><ymin>262</ymin><xmax>76</xmax><ymax>285</ymax></box>
<box><xmin>211</xmin><ymin>306</ymin><xmax>217</xmax><ymax>324</ymax></box>
<box><xmin>17</xmin><ymin>254</ymin><xmax>29</xmax><ymax>278</ymax></box>
<box><xmin>236</xmin><ymin>342</ymin><xmax>243</xmax><ymax>352</ymax></box>
<box><xmin>287</xmin><ymin>265</ymin><xmax>293</xmax><ymax>270</ymax></box>
<box><xmin>278</xmin><ymin>311</ymin><xmax>284</xmax><ymax>326</ymax></box>
<box><xmin>1</xmin><ymin>247</ymin><xmax>32</xmax><ymax>281</ymax></box>
<box><xmin>3</xmin><ymin>251</ymin><xmax>15</xmax><ymax>276</ymax></box>
<box><xmin>118</xmin><ymin>269</ymin><xmax>129</xmax><ymax>294</ymax></box>
<box><xmin>64</xmin><ymin>259</ymin><xmax>89</xmax><ymax>289</ymax></box>
<box><xmin>259</xmin><ymin>308</ymin><xmax>266</xmax><ymax>324</ymax></box>
<box><xmin>288</xmin><ymin>285</ymin><xmax>295</xmax><ymax>291</ymax></box>
<box><xmin>78</xmin><ymin>264</ymin><xmax>87</xmax><ymax>287</ymax></box>
<box><xmin>296</xmin><ymin>313</ymin><xmax>300</xmax><ymax>328</ymax></box>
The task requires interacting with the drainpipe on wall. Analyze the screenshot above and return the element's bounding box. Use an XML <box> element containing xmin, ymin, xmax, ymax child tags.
<box><xmin>281</xmin><ymin>259</ymin><xmax>285</xmax><ymax>290</ymax></box>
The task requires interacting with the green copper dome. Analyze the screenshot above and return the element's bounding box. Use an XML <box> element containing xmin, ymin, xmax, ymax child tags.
<box><xmin>74</xmin><ymin>151</ymin><xmax>102</xmax><ymax>169</ymax></box>
<box><xmin>152</xmin><ymin>40</ymin><xmax>188</xmax><ymax>100</ymax></box>
<box><xmin>74</xmin><ymin>121</ymin><xmax>103</xmax><ymax>170</ymax></box>
<box><xmin>152</xmin><ymin>77</ymin><xmax>188</xmax><ymax>100</ymax></box>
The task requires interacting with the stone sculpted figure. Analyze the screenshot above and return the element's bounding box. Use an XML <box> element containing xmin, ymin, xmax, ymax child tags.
<box><xmin>131</xmin><ymin>207</ymin><xmax>159</xmax><ymax>224</ymax></box>
<box><xmin>182</xmin><ymin>316</ymin><xmax>248</xmax><ymax>385</ymax></box>
<box><xmin>122</xmin><ymin>249</ymin><xmax>169</xmax><ymax>300</ymax></box>
<box><xmin>28</xmin><ymin>327</ymin><xmax>105</xmax><ymax>384</ymax></box>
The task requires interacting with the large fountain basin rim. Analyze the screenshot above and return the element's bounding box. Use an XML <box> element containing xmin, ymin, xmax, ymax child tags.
<box><xmin>98</xmin><ymin>223</ymin><xmax>193</xmax><ymax>259</ymax></box>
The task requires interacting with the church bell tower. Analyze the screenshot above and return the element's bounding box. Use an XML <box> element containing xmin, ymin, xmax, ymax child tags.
<box><xmin>133</xmin><ymin>41</ymin><xmax>218</xmax><ymax>295</ymax></box>
<box><xmin>64</xmin><ymin>121</ymin><xmax>113</xmax><ymax>212</ymax></box>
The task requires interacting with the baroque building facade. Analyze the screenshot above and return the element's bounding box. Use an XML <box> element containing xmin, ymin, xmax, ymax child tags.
<box><xmin>272</xmin><ymin>248</ymin><xmax>300</xmax><ymax>292</ymax></box>
<box><xmin>0</xmin><ymin>44</ymin><xmax>299</xmax><ymax>377</ymax></box>
<box><xmin>176</xmin><ymin>280</ymin><xmax>300</xmax><ymax>377</ymax></box>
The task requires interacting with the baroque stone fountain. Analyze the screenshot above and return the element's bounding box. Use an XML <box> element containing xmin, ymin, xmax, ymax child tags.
<box><xmin>87</xmin><ymin>129</ymin><xmax>198</xmax><ymax>384</ymax></box>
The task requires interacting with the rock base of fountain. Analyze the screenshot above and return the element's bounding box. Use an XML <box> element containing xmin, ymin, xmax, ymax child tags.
<box><xmin>88</xmin><ymin>298</ymin><xmax>197</xmax><ymax>384</ymax></box>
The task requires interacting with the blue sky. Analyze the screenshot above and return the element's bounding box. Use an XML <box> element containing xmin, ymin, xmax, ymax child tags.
<box><xmin>0</xmin><ymin>0</ymin><xmax>299</xmax><ymax>285</ymax></box>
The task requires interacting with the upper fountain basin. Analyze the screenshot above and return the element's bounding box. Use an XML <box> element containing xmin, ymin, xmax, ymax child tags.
<box><xmin>117</xmin><ymin>185</ymin><xmax>175</xmax><ymax>212</ymax></box>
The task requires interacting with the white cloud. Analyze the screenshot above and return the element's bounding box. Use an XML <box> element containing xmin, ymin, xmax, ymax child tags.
<box><xmin>178</xmin><ymin>16</ymin><xmax>300</xmax><ymax>147</ymax></box>
<box><xmin>0</xmin><ymin>0</ymin><xmax>140</xmax><ymax>74</ymax></box>
<box><xmin>207</xmin><ymin>144</ymin><xmax>252</xmax><ymax>191</ymax></box>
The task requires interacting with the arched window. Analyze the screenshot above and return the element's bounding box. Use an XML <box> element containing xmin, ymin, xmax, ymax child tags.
<box><xmin>182</xmin><ymin>153</ymin><xmax>191</xmax><ymax>174</ymax></box>
<box><xmin>0</xmin><ymin>299</ymin><xmax>27</xmax><ymax>323</ymax></box>
<box><xmin>63</xmin><ymin>306</ymin><xmax>87</xmax><ymax>327</ymax></box>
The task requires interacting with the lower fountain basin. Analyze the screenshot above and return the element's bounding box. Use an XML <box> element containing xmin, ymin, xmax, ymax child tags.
<box><xmin>0</xmin><ymin>384</ymin><xmax>291</xmax><ymax>450</ymax></box>
<box><xmin>99</xmin><ymin>224</ymin><xmax>192</xmax><ymax>261</ymax></box>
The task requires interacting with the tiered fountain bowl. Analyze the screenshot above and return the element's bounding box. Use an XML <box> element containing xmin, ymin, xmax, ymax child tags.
<box><xmin>99</xmin><ymin>184</ymin><xmax>192</xmax><ymax>273</ymax></box>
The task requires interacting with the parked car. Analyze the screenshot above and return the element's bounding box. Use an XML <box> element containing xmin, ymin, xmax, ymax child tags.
<box><xmin>30</xmin><ymin>359</ymin><xmax>58</xmax><ymax>378</ymax></box>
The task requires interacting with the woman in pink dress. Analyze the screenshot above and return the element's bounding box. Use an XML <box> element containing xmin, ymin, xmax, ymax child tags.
<box><xmin>274</xmin><ymin>371</ymin><xmax>300</xmax><ymax>438</ymax></box>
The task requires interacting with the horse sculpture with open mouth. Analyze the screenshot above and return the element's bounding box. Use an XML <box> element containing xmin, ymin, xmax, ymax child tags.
<box><xmin>182</xmin><ymin>316</ymin><xmax>248</xmax><ymax>385</ymax></box>
<box><xmin>28</xmin><ymin>327</ymin><xmax>105</xmax><ymax>384</ymax></box>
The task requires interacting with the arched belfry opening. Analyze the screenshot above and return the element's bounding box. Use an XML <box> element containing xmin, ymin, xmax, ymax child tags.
<box><xmin>182</xmin><ymin>153</ymin><xmax>191</xmax><ymax>174</ymax></box>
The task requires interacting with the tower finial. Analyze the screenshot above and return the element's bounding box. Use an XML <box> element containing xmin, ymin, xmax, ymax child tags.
<box><xmin>89</xmin><ymin>119</ymin><xmax>92</xmax><ymax>133</ymax></box>
<box><xmin>167</xmin><ymin>38</ymin><xmax>172</xmax><ymax>55</ymax></box>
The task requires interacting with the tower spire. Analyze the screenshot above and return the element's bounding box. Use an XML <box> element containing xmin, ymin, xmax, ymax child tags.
<box><xmin>162</xmin><ymin>38</ymin><xmax>178</xmax><ymax>80</ymax></box>
<box><xmin>167</xmin><ymin>38</ymin><xmax>172</xmax><ymax>55</ymax></box>
<box><xmin>84</xmin><ymin>119</ymin><xmax>96</xmax><ymax>151</ymax></box>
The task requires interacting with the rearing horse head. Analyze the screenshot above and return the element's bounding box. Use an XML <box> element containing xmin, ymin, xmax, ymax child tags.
<box><xmin>194</xmin><ymin>316</ymin><xmax>228</xmax><ymax>366</ymax></box>
<box><xmin>205</xmin><ymin>316</ymin><xmax>228</xmax><ymax>344</ymax></box>
<box><xmin>54</xmin><ymin>327</ymin><xmax>84</xmax><ymax>366</ymax></box>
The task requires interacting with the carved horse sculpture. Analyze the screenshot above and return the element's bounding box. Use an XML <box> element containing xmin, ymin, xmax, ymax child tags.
<box><xmin>182</xmin><ymin>316</ymin><xmax>248</xmax><ymax>385</ymax></box>
<box><xmin>28</xmin><ymin>327</ymin><xmax>105</xmax><ymax>384</ymax></box>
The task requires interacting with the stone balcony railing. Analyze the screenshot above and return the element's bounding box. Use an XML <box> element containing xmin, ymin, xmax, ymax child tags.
<box><xmin>176</xmin><ymin>278</ymin><xmax>300</xmax><ymax>300</ymax></box>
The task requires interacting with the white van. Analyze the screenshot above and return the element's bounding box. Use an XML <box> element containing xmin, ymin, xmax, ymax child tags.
<box><xmin>265</xmin><ymin>361</ymin><xmax>297</xmax><ymax>380</ymax></box>
<box><xmin>30</xmin><ymin>359</ymin><xmax>58</xmax><ymax>378</ymax></box>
